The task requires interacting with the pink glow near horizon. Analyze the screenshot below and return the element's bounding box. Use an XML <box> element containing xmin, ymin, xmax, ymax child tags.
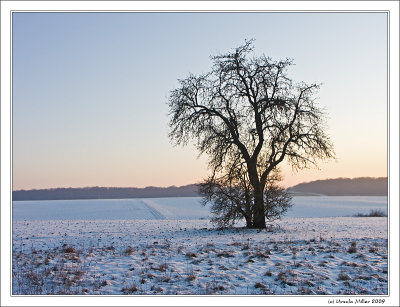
<box><xmin>12</xmin><ymin>13</ymin><xmax>388</xmax><ymax>190</ymax></box>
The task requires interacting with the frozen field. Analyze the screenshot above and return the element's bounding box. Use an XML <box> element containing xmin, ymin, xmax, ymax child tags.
<box><xmin>12</xmin><ymin>196</ymin><xmax>388</xmax><ymax>295</ymax></box>
<box><xmin>12</xmin><ymin>196</ymin><xmax>387</xmax><ymax>220</ymax></box>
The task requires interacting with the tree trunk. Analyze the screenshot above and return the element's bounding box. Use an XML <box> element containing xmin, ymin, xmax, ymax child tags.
<box><xmin>244</xmin><ymin>214</ymin><xmax>253</xmax><ymax>228</ymax></box>
<box><xmin>252</xmin><ymin>187</ymin><xmax>266</xmax><ymax>229</ymax></box>
<box><xmin>243</xmin><ymin>191</ymin><xmax>253</xmax><ymax>228</ymax></box>
<box><xmin>246</xmin><ymin>161</ymin><xmax>266</xmax><ymax>229</ymax></box>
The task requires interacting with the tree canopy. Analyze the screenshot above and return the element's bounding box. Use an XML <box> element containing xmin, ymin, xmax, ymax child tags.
<box><xmin>168</xmin><ymin>40</ymin><xmax>335</xmax><ymax>228</ymax></box>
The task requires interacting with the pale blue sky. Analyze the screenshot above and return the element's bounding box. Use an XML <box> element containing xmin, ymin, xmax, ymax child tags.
<box><xmin>12</xmin><ymin>12</ymin><xmax>387</xmax><ymax>189</ymax></box>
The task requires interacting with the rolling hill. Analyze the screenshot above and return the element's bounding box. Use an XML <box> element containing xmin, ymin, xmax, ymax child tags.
<box><xmin>288</xmin><ymin>177</ymin><xmax>388</xmax><ymax>196</ymax></box>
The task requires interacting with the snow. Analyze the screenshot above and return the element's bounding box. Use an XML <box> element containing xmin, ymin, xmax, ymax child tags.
<box><xmin>12</xmin><ymin>197</ymin><xmax>210</xmax><ymax>221</ymax></box>
<box><xmin>12</xmin><ymin>196</ymin><xmax>387</xmax><ymax>221</ymax></box>
<box><xmin>285</xmin><ymin>196</ymin><xmax>387</xmax><ymax>218</ymax></box>
<box><xmin>12</xmin><ymin>196</ymin><xmax>388</xmax><ymax>295</ymax></box>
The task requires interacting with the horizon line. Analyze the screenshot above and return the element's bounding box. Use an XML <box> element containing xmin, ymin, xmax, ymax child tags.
<box><xmin>12</xmin><ymin>176</ymin><xmax>388</xmax><ymax>192</ymax></box>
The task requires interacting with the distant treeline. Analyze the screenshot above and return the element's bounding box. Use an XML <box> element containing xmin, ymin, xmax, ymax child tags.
<box><xmin>288</xmin><ymin>177</ymin><xmax>388</xmax><ymax>196</ymax></box>
<box><xmin>13</xmin><ymin>185</ymin><xmax>200</xmax><ymax>201</ymax></box>
<box><xmin>13</xmin><ymin>177</ymin><xmax>388</xmax><ymax>201</ymax></box>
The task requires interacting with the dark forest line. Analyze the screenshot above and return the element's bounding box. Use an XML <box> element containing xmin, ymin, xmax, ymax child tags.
<box><xmin>288</xmin><ymin>177</ymin><xmax>388</xmax><ymax>196</ymax></box>
<box><xmin>12</xmin><ymin>185</ymin><xmax>200</xmax><ymax>201</ymax></box>
<box><xmin>12</xmin><ymin>177</ymin><xmax>387</xmax><ymax>201</ymax></box>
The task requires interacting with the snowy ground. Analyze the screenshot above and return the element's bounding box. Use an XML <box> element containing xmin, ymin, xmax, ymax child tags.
<box><xmin>13</xmin><ymin>196</ymin><xmax>387</xmax><ymax>221</ymax></box>
<box><xmin>12</xmin><ymin>197</ymin><xmax>388</xmax><ymax>295</ymax></box>
<box><xmin>12</xmin><ymin>196</ymin><xmax>388</xmax><ymax>296</ymax></box>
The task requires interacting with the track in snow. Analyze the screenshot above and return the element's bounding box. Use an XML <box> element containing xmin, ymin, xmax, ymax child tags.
<box><xmin>139</xmin><ymin>200</ymin><xmax>166</xmax><ymax>220</ymax></box>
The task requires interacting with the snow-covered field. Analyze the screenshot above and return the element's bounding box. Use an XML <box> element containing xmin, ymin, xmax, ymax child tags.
<box><xmin>13</xmin><ymin>196</ymin><xmax>387</xmax><ymax>220</ymax></box>
<box><xmin>12</xmin><ymin>197</ymin><xmax>388</xmax><ymax>295</ymax></box>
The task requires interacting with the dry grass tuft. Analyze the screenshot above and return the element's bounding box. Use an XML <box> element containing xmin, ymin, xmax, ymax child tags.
<box><xmin>217</xmin><ymin>250</ymin><xmax>234</xmax><ymax>258</ymax></box>
<box><xmin>338</xmin><ymin>272</ymin><xmax>351</xmax><ymax>281</ymax></box>
<box><xmin>348</xmin><ymin>241</ymin><xmax>357</xmax><ymax>253</ymax></box>
<box><xmin>122</xmin><ymin>282</ymin><xmax>138</xmax><ymax>294</ymax></box>
<box><xmin>186</xmin><ymin>274</ymin><xmax>196</xmax><ymax>282</ymax></box>
<box><xmin>63</xmin><ymin>246</ymin><xmax>76</xmax><ymax>254</ymax></box>
<box><xmin>151</xmin><ymin>264</ymin><xmax>167</xmax><ymax>272</ymax></box>
<box><xmin>124</xmin><ymin>246</ymin><xmax>135</xmax><ymax>256</ymax></box>
<box><xmin>277</xmin><ymin>271</ymin><xmax>288</xmax><ymax>284</ymax></box>
<box><xmin>303</xmin><ymin>279</ymin><xmax>315</xmax><ymax>287</ymax></box>
<box><xmin>264</xmin><ymin>270</ymin><xmax>273</xmax><ymax>277</ymax></box>
<box><xmin>255</xmin><ymin>251</ymin><xmax>269</xmax><ymax>259</ymax></box>
<box><xmin>185</xmin><ymin>252</ymin><xmax>197</xmax><ymax>258</ymax></box>
<box><xmin>254</xmin><ymin>281</ymin><xmax>267</xmax><ymax>289</ymax></box>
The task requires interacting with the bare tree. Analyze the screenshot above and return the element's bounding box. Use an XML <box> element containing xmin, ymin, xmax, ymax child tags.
<box><xmin>168</xmin><ymin>40</ymin><xmax>334</xmax><ymax>228</ymax></box>
<box><xmin>199</xmin><ymin>155</ymin><xmax>254</xmax><ymax>228</ymax></box>
<box><xmin>263</xmin><ymin>171</ymin><xmax>292</xmax><ymax>223</ymax></box>
<box><xmin>200</xmin><ymin>161</ymin><xmax>292</xmax><ymax>228</ymax></box>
